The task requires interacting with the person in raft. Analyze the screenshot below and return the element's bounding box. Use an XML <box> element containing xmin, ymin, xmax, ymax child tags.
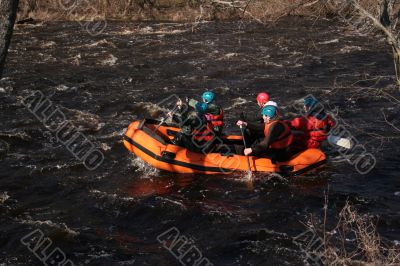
<box><xmin>236</xmin><ymin>105</ymin><xmax>293</xmax><ymax>162</ymax></box>
<box><xmin>288</xmin><ymin>96</ymin><xmax>335</xmax><ymax>152</ymax></box>
<box><xmin>240</xmin><ymin>92</ymin><xmax>278</xmax><ymax>122</ymax></box>
<box><xmin>240</xmin><ymin>92</ymin><xmax>280</xmax><ymax>146</ymax></box>
<box><xmin>187</xmin><ymin>91</ymin><xmax>224</xmax><ymax>139</ymax></box>
<box><xmin>167</xmin><ymin>91</ymin><xmax>224</xmax><ymax>151</ymax></box>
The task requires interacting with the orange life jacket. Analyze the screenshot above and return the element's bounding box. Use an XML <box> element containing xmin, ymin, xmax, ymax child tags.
<box><xmin>204</xmin><ymin>108</ymin><xmax>224</xmax><ymax>128</ymax></box>
<box><xmin>264</xmin><ymin>120</ymin><xmax>293</xmax><ymax>149</ymax></box>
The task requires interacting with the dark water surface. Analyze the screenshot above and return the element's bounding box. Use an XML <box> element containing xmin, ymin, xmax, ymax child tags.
<box><xmin>1</xmin><ymin>17</ymin><xmax>400</xmax><ymax>265</ymax></box>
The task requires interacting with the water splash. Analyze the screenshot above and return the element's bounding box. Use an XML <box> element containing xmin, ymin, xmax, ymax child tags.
<box><xmin>225</xmin><ymin>97</ymin><xmax>249</xmax><ymax>111</ymax></box>
<box><xmin>100</xmin><ymin>54</ymin><xmax>118</xmax><ymax>66</ymax></box>
<box><xmin>130</xmin><ymin>157</ymin><xmax>159</xmax><ymax>178</ymax></box>
<box><xmin>0</xmin><ymin>192</ymin><xmax>9</xmax><ymax>204</ymax></box>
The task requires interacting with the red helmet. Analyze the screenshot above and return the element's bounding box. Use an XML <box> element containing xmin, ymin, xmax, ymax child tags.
<box><xmin>256</xmin><ymin>92</ymin><xmax>270</xmax><ymax>105</ymax></box>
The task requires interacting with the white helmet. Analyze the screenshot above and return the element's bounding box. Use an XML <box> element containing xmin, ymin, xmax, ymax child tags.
<box><xmin>265</xmin><ymin>101</ymin><xmax>278</xmax><ymax>108</ymax></box>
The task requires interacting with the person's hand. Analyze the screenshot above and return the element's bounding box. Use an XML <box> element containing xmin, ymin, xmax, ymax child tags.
<box><xmin>236</xmin><ymin>120</ymin><xmax>247</xmax><ymax>127</ymax></box>
<box><xmin>167</xmin><ymin>111</ymin><xmax>173</xmax><ymax>118</ymax></box>
<box><xmin>244</xmin><ymin>148</ymin><xmax>252</xmax><ymax>156</ymax></box>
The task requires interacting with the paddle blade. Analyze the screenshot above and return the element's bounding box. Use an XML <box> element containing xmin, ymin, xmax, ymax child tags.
<box><xmin>328</xmin><ymin>135</ymin><xmax>352</xmax><ymax>149</ymax></box>
<box><xmin>245</xmin><ymin>170</ymin><xmax>253</xmax><ymax>190</ymax></box>
<box><xmin>245</xmin><ymin>170</ymin><xmax>252</xmax><ymax>180</ymax></box>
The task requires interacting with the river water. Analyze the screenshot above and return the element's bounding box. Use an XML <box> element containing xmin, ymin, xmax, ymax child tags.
<box><xmin>0</xmin><ymin>17</ymin><xmax>399</xmax><ymax>265</ymax></box>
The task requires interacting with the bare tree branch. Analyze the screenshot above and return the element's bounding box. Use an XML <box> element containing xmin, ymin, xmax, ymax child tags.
<box><xmin>345</xmin><ymin>0</ymin><xmax>400</xmax><ymax>87</ymax></box>
<box><xmin>0</xmin><ymin>0</ymin><xmax>19</xmax><ymax>79</ymax></box>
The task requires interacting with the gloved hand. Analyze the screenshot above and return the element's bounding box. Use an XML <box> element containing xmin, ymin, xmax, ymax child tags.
<box><xmin>236</xmin><ymin>120</ymin><xmax>247</xmax><ymax>127</ymax></box>
<box><xmin>244</xmin><ymin>148</ymin><xmax>252</xmax><ymax>156</ymax></box>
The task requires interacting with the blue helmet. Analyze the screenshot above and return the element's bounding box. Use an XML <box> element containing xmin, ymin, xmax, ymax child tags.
<box><xmin>202</xmin><ymin>91</ymin><xmax>215</xmax><ymax>103</ymax></box>
<box><xmin>304</xmin><ymin>96</ymin><xmax>318</xmax><ymax>107</ymax></box>
<box><xmin>195</xmin><ymin>102</ymin><xmax>208</xmax><ymax>114</ymax></box>
<box><xmin>261</xmin><ymin>105</ymin><xmax>277</xmax><ymax>119</ymax></box>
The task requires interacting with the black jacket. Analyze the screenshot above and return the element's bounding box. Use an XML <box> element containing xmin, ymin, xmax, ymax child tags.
<box><xmin>248</xmin><ymin>121</ymin><xmax>286</xmax><ymax>154</ymax></box>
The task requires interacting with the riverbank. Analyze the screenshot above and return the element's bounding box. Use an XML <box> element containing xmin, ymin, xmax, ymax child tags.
<box><xmin>17</xmin><ymin>0</ymin><xmax>397</xmax><ymax>23</ymax></box>
<box><xmin>1</xmin><ymin>18</ymin><xmax>400</xmax><ymax>265</ymax></box>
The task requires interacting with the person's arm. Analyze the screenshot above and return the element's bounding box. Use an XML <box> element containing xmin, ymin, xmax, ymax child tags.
<box><xmin>288</xmin><ymin>117</ymin><xmax>308</xmax><ymax>131</ymax></box>
<box><xmin>188</xmin><ymin>98</ymin><xmax>198</xmax><ymax>109</ymax></box>
<box><xmin>241</xmin><ymin>112</ymin><xmax>263</xmax><ymax>123</ymax></box>
<box><xmin>246</xmin><ymin>121</ymin><xmax>265</xmax><ymax>135</ymax></box>
<box><xmin>327</xmin><ymin>115</ymin><xmax>335</xmax><ymax>129</ymax></box>
<box><xmin>172</xmin><ymin>103</ymin><xmax>193</xmax><ymax>125</ymax></box>
<box><xmin>251</xmin><ymin>122</ymin><xmax>285</xmax><ymax>154</ymax></box>
<box><xmin>205</xmin><ymin>104</ymin><xmax>221</xmax><ymax>116</ymax></box>
<box><xmin>172</xmin><ymin>111</ymin><xmax>184</xmax><ymax>124</ymax></box>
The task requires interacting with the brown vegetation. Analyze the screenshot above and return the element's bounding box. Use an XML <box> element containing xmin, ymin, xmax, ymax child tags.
<box><xmin>299</xmin><ymin>198</ymin><xmax>400</xmax><ymax>265</ymax></box>
<box><xmin>15</xmin><ymin>0</ymin><xmax>397</xmax><ymax>22</ymax></box>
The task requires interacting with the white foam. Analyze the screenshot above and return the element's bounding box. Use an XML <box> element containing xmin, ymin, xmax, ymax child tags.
<box><xmin>87</xmin><ymin>39</ymin><xmax>116</xmax><ymax>48</ymax></box>
<box><xmin>140</xmin><ymin>26</ymin><xmax>153</xmax><ymax>33</ymax></box>
<box><xmin>155</xmin><ymin>196</ymin><xmax>187</xmax><ymax>210</ymax></box>
<box><xmin>61</xmin><ymin>108</ymin><xmax>103</xmax><ymax>131</ymax></box>
<box><xmin>340</xmin><ymin>45</ymin><xmax>363</xmax><ymax>53</ymax></box>
<box><xmin>264</xmin><ymin>61</ymin><xmax>283</xmax><ymax>67</ymax></box>
<box><xmin>225</xmin><ymin>97</ymin><xmax>249</xmax><ymax>111</ymax></box>
<box><xmin>318</xmin><ymin>39</ymin><xmax>339</xmax><ymax>45</ymax></box>
<box><xmin>100</xmin><ymin>143</ymin><xmax>111</xmax><ymax>151</ymax></box>
<box><xmin>152</xmin><ymin>29</ymin><xmax>188</xmax><ymax>35</ymax></box>
<box><xmin>132</xmin><ymin>101</ymin><xmax>165</xmax><ymax>117</ymax></box>
<box><xmin>214</xmin><ymin>86</ymin><xmax>230</xmax><ymax>95</ymax></box>
<box><xmin>0</xmin><ymin>192</ymin><xmax>9</xmax><ymax>204</ymax></box>
<box><xmin>130</xmin><ymin>157</ymin><xmax>159</xmax><ymax>177</ymax></box>
<box><xmin>118</xmin><ymin>29</ymin><xmax>137</xmax><ymax>35</ymax></box>
<box><xmin>40</xmin><ymin>41</ymin><xmax>56</xmax><ymax>48</ymax></box>
<box><xmin>224</xmin><ymin>53</ymin><xmax>238</xmax><ymax>58</ymax></box>
<box><xmin>17</xmin><ymin>219</ymin><xmax>79</xmax><ymax>237</ymax></box>
<box><xmin>101</xmin><ymin>54</ymin><xmax>118</xmax><ymax>66</ymax></box>
<box><xmin>55</xmin><ymin>84</ymin><xmax>70</xmax><ymax>91</ymax></box>
<box><xmin>89</xmin><ymin>189</ymin><xmax>136</xmax><ymax>203</ymax></box>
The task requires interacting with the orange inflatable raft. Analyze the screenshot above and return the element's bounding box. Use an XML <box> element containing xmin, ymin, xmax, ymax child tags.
<box><xmin>123</xmin><ymin>119</ymin><xmax>326</xmax><ymax>175</ymax></box>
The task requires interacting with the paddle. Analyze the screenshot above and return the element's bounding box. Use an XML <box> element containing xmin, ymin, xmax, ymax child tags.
<box><xmin>327</xmin><ymin>135</ymin><xmax>352</xmax><ymax>149</ymax></box>
<box><xmin>155</xmin><ymin>103</ymin><xmax>179</xmax><ymax>132</ymax></box>
<box><xmin>239</xmin><ymin>125</ymin><xmax>253</xmax><ymax>180</ymax></box>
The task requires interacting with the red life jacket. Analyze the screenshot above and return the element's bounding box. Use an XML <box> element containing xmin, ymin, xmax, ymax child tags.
<box><xmin>204</xmin><ymin>108</ymin><xmax>224</xmax><ymax>128</ymax></box>
<box><xmin>192</xmin><ymin>124</ymin><xmax>215</xmax><ymax>142</ymax></box>
<box><xmin>192</xmin><ymin>108</ymin><xmax>224</xmax><ymax>142</ymax></box>
<box><xmin>307</xmin><ymin>115</ymin><xmax>334</xmax><ymax>142</ymax></box>
<box><xmin>264</xmin><ymin>120</ymin><xmax>293</xmax><ymax>149</ymax></box>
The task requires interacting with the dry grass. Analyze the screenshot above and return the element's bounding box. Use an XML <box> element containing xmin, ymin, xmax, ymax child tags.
<box><xmin>17</xmin><ymin>0</ymin><xmax>211</xmax><ymax>21</ymax></box>
<box><xmin>301</xmin><ymin>199</ymin><xmax>400</xmax><ymax>265</ymax></box>
<box><xmin>15</xmin><ymin>0</ymin><xmax>398</xmax><ymax>22</ymax></box>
